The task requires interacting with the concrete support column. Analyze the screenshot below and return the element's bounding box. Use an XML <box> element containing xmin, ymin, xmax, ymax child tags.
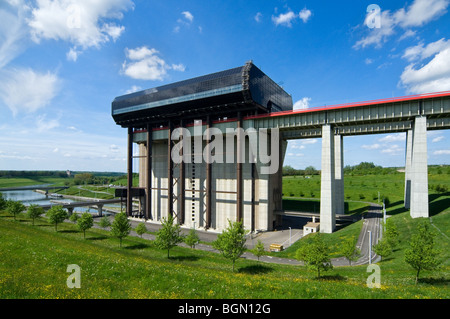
<box><xmin>410</xmin><ymin>116</ymin><xmax>429</xmax><ymax>218</ymax></box>
<box><xmin>334</xmin><ymin>134</ymin><xmax>344</xmax><ymax>215</ymax></box>
<box><xmin>126</xmin><ymin>127</ymin><xmax>133</xmax><ymax>217</ymax></box>
<box><xmin>320</xmin><ymin>124</ymin><xmax>336</xmax><ymax>233</ymax></box>
<box><xmin>146</xmin><ymin>124</ymin><xmax>152</xmax><ymax>220</ymax></box>
<box><xmin>97</xmin><ymin>204</ymin><xmax>103</xmax><ymax>217</ymax></box>
<box><xmin>404</xmin><ymin>130</ymin><xmax>413</xmax><ymax>209</ymax></box>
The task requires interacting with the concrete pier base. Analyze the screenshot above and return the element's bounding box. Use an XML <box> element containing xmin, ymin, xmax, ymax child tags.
<box><xmin>320</xmin><ymin>125</ymin><xmax>336</xmax><ymax>233</ymax></box>
<box><xmin>404</xmin><ymin>130</ymin><xmax>413</xmax><ymax>209</ymax></box>
<box><xmin>410</xmin><ymin>116</ymin><xmax>429</xmax><ymax>218</ymax></box>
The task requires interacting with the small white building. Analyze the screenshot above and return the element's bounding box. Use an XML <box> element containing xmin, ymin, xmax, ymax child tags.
<box><xmin>303</xmin><ymin>216</ymin><xmax>320</xmax><ymax>234</ymax></box>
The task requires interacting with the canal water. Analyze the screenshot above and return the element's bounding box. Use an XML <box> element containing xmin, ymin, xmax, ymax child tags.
<box><xmin>0</xmin><ymin>187</ymin><xmax>120</xmax><ymax>216</ymax></box>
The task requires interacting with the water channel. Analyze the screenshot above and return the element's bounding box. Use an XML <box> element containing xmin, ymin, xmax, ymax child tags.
<box><xmin>1</xmin><ymin>186</ymin><xmax>121</xmax><ymax>216</ymax></box>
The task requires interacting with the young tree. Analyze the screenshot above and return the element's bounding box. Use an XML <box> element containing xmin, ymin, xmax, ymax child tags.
<box><xmin>46</xmin><ymin>205</ymin><xmax>68</xmax><ymax>231</ymax></box>
<box><xmin>26</xmin><ymin>204</ymin><xmax>44</xmax><ymax>226</ymax></box>
<box><xmin>212</xmin><ymin>219</ymin><xmax>247</xmax><ymax>272</ymax></box>
<box><xmin>384</xmin><ymin>218</ymin><xmax>399</xmax><ymax>249</ymax></box>
<box><xmin>373</xmin><ymin>237</ymin><xmax>392</xmax><ymax>261</ymax></box>
<box><xmin>295</xmin><ymin>233</ymin><xmax>333</xmax><ymax>278</ymax></box>
<box><xmin>341</xmin><ymin>236</ymin><xmax>361</xmax><ymax>266</ymax></box>
<box><xmin>111</xmin><ymin>212</ymin><xmax>131</xmax><ymax>248</ymax></box>
<box><xmin>405</xmin><ymin>219</ymin><xmax>442</xmax><ymax>284</ymax></box>
<box><xmin>135</xmin><ymin>222</ymin><xmax>147</xmax><ymax>238</ymax></box>
<box><xmin>77</xmin><ymin>212</ymin><xmax>94</xmax><ymax>239</ymax></box>
<box><xmin>69</xmin><ymin>213</ymin><xmax>79</xmax><ymax>223</ymax></box>
<box><xmin>154</xmin><ymin>215</ymin><xmax>184</xmax><ymax>258</ymax></box>
<box><xmin>184</xmin><ymin>228</ymin><xmax>200</xmax><ymax>249</ymax></box>
<box><xmin>0</xmin><ymin>193</ymin><xmax>6</xmax><ymax>211</ymax></box>
<box><xmin>98</xmin><ymin>216</ymin><xmax>111</xmax><ymax>230</ymax></box>
<box><xmin>6</xmin><ymin>200</ymin><xmax>26</xmax><ymax>221</ymax></box>
<box><xmin>251</xmin><ymin>239</ymin><xmax>266</xmax><ymax>261</ymax></box>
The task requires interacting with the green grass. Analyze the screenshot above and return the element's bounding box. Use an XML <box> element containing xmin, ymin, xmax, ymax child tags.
<box><xmin>1</xmin><ymin>211</ymin><xmax>449</xmax><ymax>299</ymax></box>
<box><xmin>0</xmin><ymin>177</ymin><xmax>67</xmax><ymax>188</ymax></box>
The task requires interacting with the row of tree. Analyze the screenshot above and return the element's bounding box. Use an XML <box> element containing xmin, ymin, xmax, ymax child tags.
<box><xmin>0</xmin><ymin>195</ymin><xmax>442</xmax><ymax>283</ymax></box>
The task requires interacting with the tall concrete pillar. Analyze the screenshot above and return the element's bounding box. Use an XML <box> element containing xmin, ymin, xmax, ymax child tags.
<box><xmin>320</xmin><ymin>124</ymin><xmax>336</xmax><ymax>233</ymax></box>
<box><xmin>410</xmin><ymin>116</ymin><xmax>429</xmax><ymax>218</ymax></box>
<box><xmin>404</xmin><ymin>130</ymin><xmax>413</xmax><ymax>209</ymax></box>
<box><xmin>334</xmin><ymin>134</ymin><xmax>344</xmax><ymax>215</ymax></box>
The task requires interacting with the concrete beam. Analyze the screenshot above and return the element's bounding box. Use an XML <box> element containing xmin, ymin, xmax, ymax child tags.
<box><xmin>410</xmin><ymin>116</ymin><xmax>429</xmax><ymax>218</ymax></box>
<box><xmin>320</xmin><ymin>124</ymin><xmax>336</xmax><ymax>233</ymax></box>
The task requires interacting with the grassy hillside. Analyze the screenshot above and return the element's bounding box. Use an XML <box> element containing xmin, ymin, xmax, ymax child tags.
<box><xmin>0</xmin><ymin>210</ymin><xmax>448</xmax><ymax>299</ymax></box>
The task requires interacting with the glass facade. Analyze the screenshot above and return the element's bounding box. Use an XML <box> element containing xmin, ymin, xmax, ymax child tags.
<box><xmin>112</xmin><ymin>62</ymin><xmax>292</xmax><ymax>125</ymax></box>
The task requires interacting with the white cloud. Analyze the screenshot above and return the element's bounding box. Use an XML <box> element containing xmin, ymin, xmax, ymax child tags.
<box><xmin>362</xmin><ymin>143</ymin><xmax>381</xmax><ymax>150</ymax></box>
<box><xmin>378</xmin><ymin>134</ymin><xmax>405</xmax><ymax>142</ymax></box>
<box><xmin>354</xmin><ymin>0</ymin><xmax>450</xmax><ymax>49</ymax></box>
<box><xmin>381</xmin><ymin>144</ymin><xmax>402</xmax><ymax>155</ymax></box>
<box><xmin>181</xmin><ymin>11</ymin><xmax>194</xmax><ymax>23</ymax></box>
<box><xmin>299</xmin><ymin>8</ymin><xmax>312</xmax><ymax>23</ymax></box>
<box><xmin>365</xmin><ymin>58</ymin><xmax>374</xmax><ymax>65</ymax></box>
<box><xmin>36</xmin><ymin>114</ymin><xmax>60</xmax><ymax>132</ymax></box>
<box><xmin>28</xmin><ymin>0</ymin><xmax>133</xmax><ymax>54</ymax></box>
<box><xmin>254</xmin><ymin>12</ymin><xmax>262</xmax><ymax>23</ymax></box>
<box><xmin>394</xmin><ymin>0</ymin><xmax>449</xmax><ymax>28</ymax></box>
<box><xmin>66</xmin><ymin>47</ymin><xmax>81</xmax><ymax>61</ymax></box>
<box><xmin>272</xmin><ymin>10</ymin><xmax>297</xmax><ymax>27</ymax></box>
<box><xmin>0</xmin><ymin>0</ymin><xmax>28</xmax><ymax>69</ymax></box>
<box><xmin>432</xmin><ymin>136</ymin><xmax>444</xmax><ymax>143</ymax></box>
<box><xmin>125</xmin><ymin>85</ymin><xmax>142</xmax><ymax>94</ymax></box>
<box><xmin>110</xmin><ymin>144</ymin><xmax>120</xmax><ymax>153</ymax></box>
<box><xmin>121</xmin><ymin>46</ymin><xmax>184</xmax><ymax>81</ymax></box>
<box><xmin>400</xmin><ymin>39</ymin><xmax>450</xmax><ymax>93</ymax></box>
<box><xmin>293</xmin><ymin>97</ymin><xmax>311</xmax><ymax>110</ymax></box>
<box><xmin>0</xmin><ymin>68</ymin><xmax>59</xmax><ymax>115</ymax></box>
<box><xmin>433</xmin><ymin>149</ymin><xmax>450</xmax><ymax>155</ymax></box>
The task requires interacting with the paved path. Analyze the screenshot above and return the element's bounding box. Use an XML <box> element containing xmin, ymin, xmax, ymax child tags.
<box><xmin>93</xmin><ymin>204</ymin><xmax>383</xmax><ymax>267</ymax></box>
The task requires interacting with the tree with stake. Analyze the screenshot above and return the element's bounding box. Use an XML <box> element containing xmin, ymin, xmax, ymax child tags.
<box><xmin>77</xmin><ymin>212</ymin><xmax>94</xmax><ymax>239</ymax></box>
<box><xmin>405</xmin><ymin>219</ymin><xmax>442</xmax><ymax>284</ymax></box>
<box><xmin>6</xmin><ymin>200</ymin><xmax>25</xmax><ymax>221</ymax></box>
<box><xmin>296</xmin><ymin>233</ymin><xmax>333</xmax><ymax>278</ymax></box>
<box><xmin>212</xmin><ymin>219</ymin><xmax>247</xmax><ymax>272</ymax></box>
<box><xmin>46</xmin><ymin>205</ymin><xmax>68</xmax><ymax>231</ymax></box>
<box><xmin>154</xmin><ymin>215</ymin><xmax>184</xmax><ymax>258</ymax></box>
<box><xmin>26</xmin><ymin>204</ymin><xmax>44</xmax><ymax>226</ymax></box>
<box><xmin>111</xmin><ymin>212</ymin><xmax>131</xmax><ymax>248</ymax></box>
<box><xmin>341</xmin><ymin>236</ymin><xmax>361</xmax><ymax>266</ymax></box>
<box><xmin>184</xmin><ymin>228</ymin><xmax>200</xmax><ymax>249</ymax></box>
<box><xmin>251</xmin><ymin>239</ymin><xmax>265</xmax><ymax>262</ymax></box>
<box><xmin>135</xmin><ymin>222</ymin><xmax>147</xmax><ymax>238</ymax></box>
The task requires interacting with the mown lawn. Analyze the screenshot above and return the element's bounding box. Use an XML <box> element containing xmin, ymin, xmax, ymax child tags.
<box><xmin>0</xmin><ymin>211</ymin><xmax>448</xmax><ymax>299</ymax></box>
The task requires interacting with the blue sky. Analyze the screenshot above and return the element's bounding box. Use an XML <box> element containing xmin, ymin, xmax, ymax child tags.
<box><xmin>0</xmin><ymin>0</ymin><xmax>449</xmax><ymax>172</ymax></box>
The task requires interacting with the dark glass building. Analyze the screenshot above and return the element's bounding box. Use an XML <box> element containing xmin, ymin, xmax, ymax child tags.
<box><xmin>112</xmin><ymin>61</ymin><xmax>292</xmax><ymax>127</ymax></box>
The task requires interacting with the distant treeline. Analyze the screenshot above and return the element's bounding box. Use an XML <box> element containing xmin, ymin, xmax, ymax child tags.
<box><xmin>0</xmin><ymin>171</ymin><xmax>69</xmax><ymax>178</ymax></box>
<box><xmin>283</xmin><ymin>162</ymin><xmax>450</xmax><ymax>176</ymax></box>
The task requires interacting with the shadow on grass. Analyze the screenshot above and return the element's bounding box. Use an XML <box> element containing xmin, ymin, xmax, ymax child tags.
<box><xmin>318</xmin><ymin>274</ymin><xmax>347</xmax><ymax>281</ymax></box>
<box><xmin>124</xmin><ymin>243</ymin><xmax>151</xmax><ymax>250</ymax></box>
<box><xmin>59</xmin><ymin>229</ymin><xmax>78</xmax><ymax>234</ymax></box>
<box><xmin>419</xmin><ymin>277</ymin><xmax>449</xmax><ymax>286</ymax></box>
<box><xmin>238</xmin><ymin>264</ymin><xmax>274</xmax><ymax>275</ymax></box>
<box><xmin>169</xmin><ymin>255</ymin><xmax>200</xmax><ymax>262</ymax></box>
<box><xmin>86</xmin><ymin>235</ymin><xmax>108</xmax><ymax>241</ymax></box>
